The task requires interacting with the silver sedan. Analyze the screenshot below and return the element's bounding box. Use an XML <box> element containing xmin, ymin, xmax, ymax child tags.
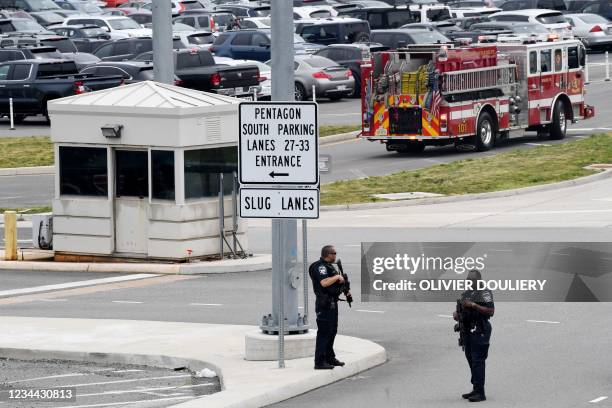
<box><xmin>565</xmin><ymin>13</ymin><xmax>612</xmax><ymax>50</ymax></box>
<box><xmin>293</xmin><ymin>55</ymin><xmax>355</xmax><ymax>101</ymax></box>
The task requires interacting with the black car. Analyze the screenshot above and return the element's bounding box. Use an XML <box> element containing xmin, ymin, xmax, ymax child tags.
<box><xmin>371</xmin><ymin>28</ymin><xmax>451</xmax><ymax>49</ymax></box>
<box><xmin>0</xmin><ymin>45</ymin><xmax>63</xmax><ymax>62</ymax></box>
<box><xmin>497</xmin><ymin>0</ymin><xmax>567</xmax><ymax>10</ymax></box>
<box><xmin>79</xmin><ymin>60</ymin><xmax>157</xmax><ymax>83</ymax></box>
<box><xmin>401</xmin><ymin>21</ymin><xmax>467</xmax><ymax>37</ymax></box>
<box><xmin>337</xmin><ymin>7</ymin><xmax>416</xmax><ymax>29</ymax></box>
<box><xmin>28</xmin><ymin>10</ymin><xmax>64</xmax><ymax>26</ymax></box>
<box><xmin>566</xmin><ymin>0</ymin><xmax>612</xmax><ymax>20</ymax></box>
<box><xmin>314</xmin><ymin>43</ymin><xmax>387</xmax><ymax>97</ymax></box>
<box><xmin>296</xmin><ymin>18</ymin><xmax>371</xmax><ymax>45</ymax></box>
<box><xmin>0</xmin><ymin>34</ymin><xmax>101</xmax><ymax>68</ymax></box>
<box><xmin>0</xmin><ymin>17</ymin><xmax>50</xmax><ymax>33</ymax></box>
<box><xmin>49</xmin><ymin>25</ymin><xmax>111</xmax><ymax>53</ymax></box>
<box><xmin>93</xmin><ymin>38</ymin><xmax>186</xmax><ymax>62</ymax></box>
<box><xmin>0</xmin><ymin>0</ymin><xmax>78</xmax><ymax>14</ymax></box>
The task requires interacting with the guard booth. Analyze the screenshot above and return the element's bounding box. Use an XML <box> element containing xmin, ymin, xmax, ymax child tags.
<box><xmin>48</xmin><ymin>81</ymin><xmax>248</xmax><ymax>261</ymax></box>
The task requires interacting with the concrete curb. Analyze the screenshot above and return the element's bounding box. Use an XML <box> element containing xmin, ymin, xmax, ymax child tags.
<box><xmin>321</xmin><ymin>168</ymin><xmax>612</xmax><ymax>212</ymax></box>
<box><xmin>0</xmin><ymin>317</ymin><xmax>387</xmax><ymax>408</ymax></box>
<box><xmin>0</xmin><ymin>254</ymin><xmax>272</xmax><ymax>274</ymax></box>
<box><xmin>0</xmin><ymin>165</ymin><xmax>53</xmax><ymax>177</ymax></box>
<box><xmin>319</xmin><ymin>130</ymin><xmax>360</xmax><ymax>145</ymax></box>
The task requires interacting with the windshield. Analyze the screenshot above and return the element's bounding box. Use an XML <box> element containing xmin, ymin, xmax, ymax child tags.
<box><xmin>187</xmin><ymin>33</ymin><xmax>213</xmax><ymax>44</ymax></box>
<box><xmin>42</xmin><ymin>39</ymin><xmax>77</xmax><ymax>52</ymax></box>
<box><xmin>82</xmin><ymin>27</ymin><xmax>107</xmax><ymax>37</ymax></box>
<box><xmin>32</xmin><ymin>50</ymin><xmax>63</xmax><ymax>59</ymax></box>
<box><xmin>409</xmin><ymin>30</ymin><xmax>450</xmax><ymax>43</ymax></box>
<box><xmin>109</xmin><ymin>18</ymin><xmax>142</xmax><ymax>29</ymax></box>
<box><xmin>536</xmin><ymin>13</ymin><xmax>567</xmax><ymax>24</ymax></box>
<box><xmin>182</xmin><ymin>1</ymin><xmax>203</xmax><ymax>9</ymax></box>
<box><xmin>579</xmin><ymin>14</ymin><xmax>610</xmax><ymax>24</ymax></box>
<box><xmin>12</xmin><ymin>19</ymin><xmax>46</xmax><ymax>31</ymax></box>
<box><xmin>27</xmin><ymin>0</ymin><xmax>61</xmax><ymax>11</ymax></box>
<box><xmin>255</xmin><ymin>8</ymin><xmax>270</xmax><ymax>17</ymax></box>
<box><xmin>293</xmin><ymin>33</ymin><xmax>305</xmax><ymax>43</ymax></box>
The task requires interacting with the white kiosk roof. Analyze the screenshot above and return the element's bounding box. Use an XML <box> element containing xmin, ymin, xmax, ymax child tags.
<box><xmin>49</xmin><ymin>81</ymin><xmax>240</xmax><ymax>116</ymax></box>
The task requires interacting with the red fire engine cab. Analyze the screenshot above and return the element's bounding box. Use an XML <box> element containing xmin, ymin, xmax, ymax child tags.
<box><xmin>360</xmin><ymin>39</ymin><xmax>595</xmax><ymax>153</ymax></box>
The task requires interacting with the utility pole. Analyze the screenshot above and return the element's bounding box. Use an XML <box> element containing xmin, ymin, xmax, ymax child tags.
<box><xmin>152</xmin><ymin>0</ymin><xmax>174</xmax><ymax>84</ymax></box>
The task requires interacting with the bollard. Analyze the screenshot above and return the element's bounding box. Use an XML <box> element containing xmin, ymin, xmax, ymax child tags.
<box><xmin>585</xmin><ymin>54</ymin><xmax>590</xmax><ymax>85</ymax></box>
<box><xmin>606</xmin><ymin>51</ymin><xmax>610</xmax><ymax>81</ymax></box>
<box><xmin>253</xmin><ymin>87</ymin><xmax>258</xmax><ymax>101</ymax></box>
<box><xmin>312</xmin><ymin>84</ymin><xmax>316</xmax><ymax>102</ymax></box>
<box><xmin>9</xmin><ymin>98</ymin><xmax>14</xmax><ymax>130</ymax></box>
<box><xmin>4</xmin><ymin>211</ymin><xmax>17</xmax><ymax>261</ymax></box>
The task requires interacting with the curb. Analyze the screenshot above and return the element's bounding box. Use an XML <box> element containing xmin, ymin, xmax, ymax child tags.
<box><xmin>0</xmin><ymin>254</ymin><xmax>272</xmax><ymax>274</ymax></box>
<box><xmin>0</xmin><ymin>165</ymin><xmax>53</xmax><ymax>177</ymax></box>
<box><xmin>319</xmin><ymin>130</ymin><xmax>360</xmax><ymax>145</ymax></box>
<box><xmin>321</xmin><ymin>168</ymin><xmax>612</xmax><ymax>212</ymax></box>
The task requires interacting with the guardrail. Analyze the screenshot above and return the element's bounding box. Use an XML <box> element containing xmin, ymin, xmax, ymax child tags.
<box><xmin>585</xmin><ymin>51</ymin><xmax>611</xmax><ymax>84</ymax></box>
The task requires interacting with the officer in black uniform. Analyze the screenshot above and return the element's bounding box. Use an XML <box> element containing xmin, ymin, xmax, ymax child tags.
<box><xmin>454</xmin><ymin>269</ymin><xmax>495</xmax><ymax>402</ymax></box>
<box><xmin>308</xmin><ymin>245</ymin><xmax>350</xmax><ymax>370</ymax></box>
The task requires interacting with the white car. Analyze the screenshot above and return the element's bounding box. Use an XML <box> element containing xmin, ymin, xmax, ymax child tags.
<box><xmin>241</xmin><ymin>17</ymin><xmax>271</xmax><ymax>29</ymax></box>
<box><xmin>174</xmin><ymin>30</ymin><xmax>216</xmax><ymax>49</ymax></box>
<box><xmin>489</xmin><ymin>9</ymin><xmax>573</xmax><ymax>39</ymax></box>
<box><xmin>214</xmin><ymin>56</ymin><xmax>270</xmax><ymax>99</ymax></box>
<box><xmin>293</xmin><ymin>5</ymin><xmax>339</xmax><ymax>20</ymax></box>
<box><xmin>564</xmin><ymin>13</ymin><xmax>612</xmax><ymax>49</ymax></box>
<box><xmin>449</xmin><ymin>6</ymin><xmax>500</xmax><ymax>19</ymax></box>
<box><xmin>62</xmin><ymin>16</ymin><xmax>152</xmax><ymax>39</ymax></box>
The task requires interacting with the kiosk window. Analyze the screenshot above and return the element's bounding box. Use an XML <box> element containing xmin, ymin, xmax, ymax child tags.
<box><xmin>59</xmin><ymin>146</ymin><xmax>108</xmax><ymax>196</ymax></box>
<box><xmin>152</xmin><ymin>150</ymin><xmax>175</xmax><ymax>200</ymax></box>
<box><xmin>529</xmin><ymin>51</ymin><xmax>537</xmax><ymax>74</ymax></box>
<box><xmin>540</xmin><ymin>49</ymin><xmax>551</xmax><ymax>72</ymax></box>
<box><xmin>184</xmin><ymin>147</ymin><xmax>237</xmax><ymax>199</ymax></box>
<box><xmin>116</xmin><ymin>150</ymin><xmax>148</xmax><ymax>198</ymax></box>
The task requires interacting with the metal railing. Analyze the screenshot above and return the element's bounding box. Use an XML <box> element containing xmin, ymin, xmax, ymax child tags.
<box><xmin>584</xmin><ymin>51</ymin><xmax>611</xmax><ymax>84</ymax></box>
<box><xmin>441</xmin><ymin>64</ymin><xmax>517</xmax><ymax>95</ymax></box>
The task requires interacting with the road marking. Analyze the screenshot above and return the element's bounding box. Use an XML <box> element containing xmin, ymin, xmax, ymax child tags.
<box><xmin>0</xmin><ymin>275</ymin><xmax>196</xmax><ymax>306</ymax></box>
<box><xmin>54</xmin><ymin>395</ymin><xmax>195</xmax><ymax>408</ymax></box>
<box><xmin>189</xmin><ymin>303</ymin><xmax>222</xmax><ymax>306</ymax></box>
<box><xmin>356</xmin><ymin>309</ymin><xmax>384</xmax><ymax>314</ymax></box>
<box><xmin>590</xmin><ymin>396</ymin><xmax>609</xmax><ymax>403</ymax></box>
<box><xmin>78</xmin><ymin>383</ymin><xmax>214</xmax><ymax>397</ymax></box>
<box><xmin>61</xmin><ymin>374</ymin><xmax>192</xmax><ymax>388</ymax></box>
<box><xmin>525</xmin><ymin>143</ymin><xmax>551</xmax><ymax>147</ymax></box>
<box><xmin>111</xmin><ymin>301</ymin><xmax>143</xmax><ymax>304</ymax></box>
<box><xmin>488</xmin><ymin>249</ymin><xmax>513</xmax><ymax>252</ymax></box>
<box><xmin>0</xmin><ymin>274</ymin><xmax>157</xmax><ymax>297</ymax></box>
<box><xmin>111</xmin><ymin>369</ymin><xmax>143</xmax><ymax>373</ymax></box>
<box><xmin>6</xmin><ymin>372</ymin><xmax>85</xmax><ymax>384</ymax></box>
<box><xmin>37</xmin><ymin>298</ymin><xmax>67</xmax><ymax>302</ymax></box>
<box><xmin>349</xmin><ymin>168</ymin><xmax>368</xmax><ymax>179</ymax></box>
<box><xmin>437</xmin><ymin>314</ymin><xmax>453</xmax><ymax>318</ymax></box>
<box><xmin>526</xmin><ymin>320</ymin><xmax>560</xmax><ymax>324</ymax></box>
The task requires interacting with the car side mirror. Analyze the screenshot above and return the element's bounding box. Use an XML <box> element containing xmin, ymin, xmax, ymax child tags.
<box><xmin>260</xmin><ymin>42</ymin><xmax>270</xmax><ymax>48</ymax></box>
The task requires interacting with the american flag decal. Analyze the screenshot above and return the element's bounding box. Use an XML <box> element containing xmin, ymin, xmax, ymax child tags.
<box><xmin>431</xmin><ymin>89</ymin><xmax>441</xmax><ymax>118</ymax></box>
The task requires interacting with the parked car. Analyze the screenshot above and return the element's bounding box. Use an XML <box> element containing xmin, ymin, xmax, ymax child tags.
<box><xmin>314</xmin><ymin>42</ymin><xmax>386</xmax><ymax>97</ymax></box>
<box><xmin>240</xmin><ymin>16</ymin><xmax>270</xmax><ymax>28</ymax></box>
<box><xmin>566</xmin><ymin>0</ymin><xmax>612</xmax><ymax>21</ymax></box>
<box><xmin>4</xmin><ymin>34</ymin><xmax>101</xmax><ymax>67</ymax></box>
<box><xmin>138</xmin><ymin>0</ymin><xmax>184</xmax><ymax>17</ymax></box>
<box><xmin>80</xmin><ymin>60</ymin><xmax>177</xmax><ymax>84</ymax></box>
<box><xmin>27</xmin><ymin>10</ymin><xmax>63</xmax><ymax>26</ymax></box>
<box><xmin>102</xmin><ymin>8</ymin><xmax>129</xmax><ymax>16</ymax></box>
<box><xmin>214</xmin><ymin>56</ymin><xmax>270</xmax><ymax>99</ymax></box>
<box><xmin>0</xmin><ymin>59</ymin><xmax>124</xmax><ymax>121</ymax></box>
<box><xmin>104</xmin><ymin>0</ymin><xmax>129</xmax><ymax>8</ymax></box>
<box><xmin>94</xmin><ymin>37</ymin><xmax>187</xmax><ymax>61</ymax></box>
<box><xmin>128</xmin><ymin>10</ymin><xmax>152</xmax><ymax>26</ymax></box>
<box><xmin>337</xmin><ymin>7</ymin><xmax>415</xmax><ymax>29</ymax></box>
<box><xmin>0</xmin><ymin>45</ymin><xmax>63</xmax><ymax>62</ymax></box>
<box><xmin>132</xmin><ymin>48</ymin><xmax>260</xmax><ymax>97</ymax></box>
<box><xmin>210</xmin><ymin>29</ymin><xmax>323</xmax><ymax>61</ymax></box>
<box><xmin>0</xmin><ymin>17</ymin><xmax>51</xmax><ymax>33</ymax></box>
<box><xmin>173</xmin><ymin>30</ymin><xmax>215</xmax><ymax>48</ymax></box>
<box><xmin>290</xmin><ymin>54</ymin><xmax>354</xmax><ymax>101</ymax></box>
<box><xmin>371</xmin><ymin>28</ymin><xmax>451</xmax><ymax>49</ymax></box>
<box><xmin>295</xmin><ymin>17</ymin><xmax>371</xmax><ymax>45</ymax></box>
<box><xmin>565</xmin><ymin>13</ymin><xmax>612</xmax><ymax>50</ymax></box>
<box><xmin>62</xmin><ymin>16</ymin><xmax>152</xmax><ymax>39</ymax></box>
<box><xmin>0</xmin><ymin>0</ymin><xmax>77</xmax><ymax>14</ymax></box>
<box><xmin>465</xmin><ymin>21</ymin><xmax>550</xmax><ymax>42</ymax></box>
<box><xmin>49</xmin><ymin>24</ymin><xmax>111</xmax><ymax>53</ymax></box>
<box><xmin>497</xmin><ymin>0</ymin><xmax>566</xmax><ymax>11</ymax></box>
<box><xmin>54</xmin><ymin>0</ymin><xmax>104</xmax><ymax>14</ymax></box>
<box><xmin>214</xmin><ymin>4</ymin><xmax>270</xmax><ymax>17</ymax></box>
<box><xmin>449</xmin><ymin>6</ymin><xmax>500</xmax><ymax>18</ymax></box>
<box><xmin>401</xmin><ymin>21</ymin><xmax>467</xmax><ymax>38</ymax></box>
<box><xmin>489</xmin><ymin>9</ymin><xmax>572</xmax><ymax>39</ymax></box>
<box><xmin>293</xmin><ymin>5</ymin><xmax>338</xmax><ymax>19</ymax></box>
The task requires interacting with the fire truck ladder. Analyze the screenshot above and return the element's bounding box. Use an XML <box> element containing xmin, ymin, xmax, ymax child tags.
<box><xmin>441</xmin><ymin>64</ymin><xmax>517</xmax><ymax>95</ymax></box>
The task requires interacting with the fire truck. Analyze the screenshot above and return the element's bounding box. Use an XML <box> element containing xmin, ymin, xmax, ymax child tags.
<box><xmin>360</xmin><ymin>39</ymin><xmax>595</xmax><ymax>153</ymax></box>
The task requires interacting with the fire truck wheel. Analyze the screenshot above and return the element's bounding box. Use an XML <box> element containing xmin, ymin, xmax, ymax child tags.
<box><xmin>294</xmin><ymin>83</ymin><xmax>307</xmax><ymax>101</ymax></box>
<box><xmin>475</xmin><ymin>112</ymin><xmax>496</xmax><ymax>152</ymax></box>
<box><xmin>549</xmin><ymin>100</ymin><xmax>567</xmax><ymax>140</ymax></box>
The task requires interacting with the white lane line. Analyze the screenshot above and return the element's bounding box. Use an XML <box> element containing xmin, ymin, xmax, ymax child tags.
<box><xmin>488</xmin><ymin>249</ymin><xmax>513</xmax><ymax>252</ymax></box>
<box><xmin>189</xmin><ymin>303</ymin><xmax>222</xmax><ymax>306</ymax></box>
<box><xmin>525</xmin><ymin>142</ymin><xmax>551</xmax><ymax>146</ymax></box>
<box><xmin>61</xmin><ymin>374</ymin><xmax>191</xmax><ymax>388</ymax></box>
<box><xmin>111</xmin><ymin>369</ymin><xmax>143</xmax><ymax>373</ymax></box>
<box><xmin>38</xmin><ymin>298</ymin><xmax>68</xmax><ymax>302</ymax></box>
<box><xmin>111</xmin><ymin>301</ymin><xmax>143</xmax><ymax>304</ymax></box>
<box><xmin>437</xmin><ymin>314</ymin><xmax>453</xmax><ymax>318</ymax></box>
<box><xmin>78</xmin><ymin>383</ymin><xmax>214</xmax><ymax>398</ymax></box>
<box><xmin>590</xmin><ymin>396</ymin><xmax>609</xmax><ymax>403</ymax></box>
<box><xmin>349</xmin><ymin>168</ymin><xmax>368</xmax><ymax>179</ymax></box>
<box><xmin>0</xmin><ymin>274</ymin><xmax>157</xmax><ymax>297</ymax></box>
<box><xmin>356</xmin><ymin>309</ymin><xmax>385</xmax><ymax>314</ymax></box>
<box><xmin>526</xmin><ymin>320</ymin><xmax>560</xmax><ymax>324</ymax></box>
<box><xmin>54</xmin><ymin>395</ymin><xmax>195</xmax><ymax>408</ymax></box>
<box><xmin>6</xmin><ymin>372</ymin><xmax>85</xmax><ymax>384</ymax></box>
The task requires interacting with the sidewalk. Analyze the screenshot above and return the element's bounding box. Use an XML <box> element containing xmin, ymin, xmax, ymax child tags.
<box><xmin>0</xmin><ymin>316</ymin><xmax>387</xmax><ymax>408</ymax></box>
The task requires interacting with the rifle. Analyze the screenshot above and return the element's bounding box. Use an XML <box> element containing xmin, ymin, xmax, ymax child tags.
<box><xmin>454</xmin><ymin>299</ymin><xmax>467</xmax><ymax>350</ymax></box>
<box><xmin>336</xmin><ymin>259</ymin><xmax>353</xmax><ymax>308</ymax></box>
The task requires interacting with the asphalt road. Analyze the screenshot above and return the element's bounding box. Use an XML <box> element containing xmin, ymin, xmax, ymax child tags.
<box><xmin>1</xmin><ymin>176</ymin><xmax>611</xmax><ymax>408</ymax></box>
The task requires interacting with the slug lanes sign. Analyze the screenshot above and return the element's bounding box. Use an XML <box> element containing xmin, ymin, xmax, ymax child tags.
<box><xmin>239</xmin><ymin>188</ymin><xmax>319</xmax><ymax>219</ymax></box>
<box><xmin>238</xmin><ymin>102</ymin><xmax>318</xmax><ymax>185</ymax></box>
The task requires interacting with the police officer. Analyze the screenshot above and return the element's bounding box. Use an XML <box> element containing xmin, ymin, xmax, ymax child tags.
<box><xmin>308</xmin><ymin>245</ymin><xmax>350</xmax><ymax>370</ymax></box>
<box><xmin>454</xmin><ymin>269</ymin><xmax>495</xmax><ymax>402</ymax></box>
